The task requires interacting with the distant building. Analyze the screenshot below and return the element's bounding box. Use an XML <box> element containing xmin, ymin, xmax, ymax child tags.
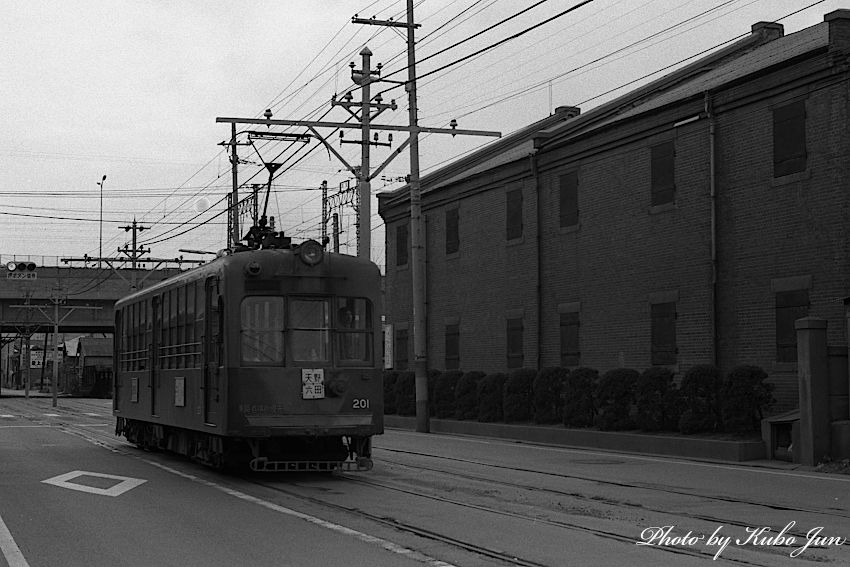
<box><xmin>378</xmin><ymin>10</ymin><xmax>850</xmax><ymax>412</ymax></box>
<box><xmin>73</xmin><ymin>336</ymin><xmax>113</xmax><ymax>397</ymax></box>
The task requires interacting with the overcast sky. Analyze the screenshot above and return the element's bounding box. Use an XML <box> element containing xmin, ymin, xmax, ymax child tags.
<box><xmin>0</xmin><ymin>0</ymin><xmax>842</xmax><ymax>270</ymax></box>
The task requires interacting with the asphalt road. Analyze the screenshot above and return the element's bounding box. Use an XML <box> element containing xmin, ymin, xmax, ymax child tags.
<box><xmin>1</xmin><ymin>396</ymin><xmax>848</xmax><ymax>567</ymax></box>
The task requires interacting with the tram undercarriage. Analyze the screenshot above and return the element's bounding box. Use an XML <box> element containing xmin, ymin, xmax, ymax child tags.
<box><xmin>116</xmin><ymin>417</ymin><xmax>374</xmax><ymax>472</ymax></box>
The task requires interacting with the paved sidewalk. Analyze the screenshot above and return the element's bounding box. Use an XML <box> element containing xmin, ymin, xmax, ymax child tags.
<box><xmin>0</xmin><ymin>387</ymin><xmax>65</xmax><ymax>398</ymax></box>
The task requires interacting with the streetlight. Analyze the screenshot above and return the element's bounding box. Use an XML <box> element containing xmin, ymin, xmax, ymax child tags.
<box><xmin>96</xmin><ymin>175</ymin><xmax>106</xmax><ymax>268</ymax></box>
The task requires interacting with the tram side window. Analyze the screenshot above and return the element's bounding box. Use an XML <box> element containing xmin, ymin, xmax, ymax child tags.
<box><xmin>120</xmin><ymin>306</ymin><xmax>129</xmax><ymax>371</ymax></box>
<box><xmin>241</xmin><ymin>297</ymin><xmax>285</xmax><ymax>365</ymax></box>
<box><xmin>137</xmin><ymin>300</ymin><xmax>147</xmax><ymax>371</ymax></box>
<box><xmin>290</xmin><ymin>298</ymin><xmax>330</xmax><ymax>363</ymax></box>
<box><xmin>335</xmin><ymin>297</ymin><xmax>372</xmax><ymax>365</ymax></box>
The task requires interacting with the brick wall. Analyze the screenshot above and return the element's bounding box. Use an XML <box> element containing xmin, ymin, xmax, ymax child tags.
<box><xmin>379</xmin><ymin>20</ymin><xmax>850</xmax><ymax>413</ymax></box>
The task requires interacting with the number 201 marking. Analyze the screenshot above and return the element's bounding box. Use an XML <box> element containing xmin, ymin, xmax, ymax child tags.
<box><xmin>353</xmin><ymin>398</ymin><xmax>370</xmax><ymax>409</ymax></box>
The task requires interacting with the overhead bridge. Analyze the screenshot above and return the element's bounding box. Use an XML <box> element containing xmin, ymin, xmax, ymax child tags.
<box><xmin>0</xmin><ymin>264</ymin><xmax>185</xmax><ymax>334</ymax></box>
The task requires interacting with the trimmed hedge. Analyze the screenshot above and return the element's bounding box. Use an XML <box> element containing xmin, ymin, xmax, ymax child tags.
<box><xmin>385</xmin><ymin>363</ymin><xmax>772</xmax><ymax>438</ymax></box>
<box><xmin>478</xmin><ymin>373</ymin><xmax>507</xmax><ymax>422</ymax></box>
<box><xmin>678</xmin><ymin>364</ymin><xmax>722</xmax><ymax>434</ymax></box>
<box><xmin>455</xmin><ymin>371</ymin><xmax>485</xmax><ymax>420</ymax></box>
<box><xmin>635</xmin><ymin>366</ymin><xmax>678</xmax><ymax>432</ymax></box>
<box><xmin>533</xmin><ymin>367</ymin><xmax>568</xmax><ymax>424</ymax></box>
<box><xmin>595</xmin><ymin>368</ymin><xmax>638</xmax><ymax>431</ymax></box>
<box><xmin>721</xmin><ymin>365</ymin><xmax>774</xmax><ymax>435</ymax></box>
<box><xmin>503</xmin><ymin>368</ymin><xmax>536</xmax><ymax>423</ymax></box>
<box><xmin>433</xmin><ymin>370</ymin><xmax>464</xmax><ymax>418</ymax></box>
<box><xmin>394</xmin><ymin>371</ymin><xmax>416</xmax><ymax>416</ymax></box>
<box><xmin>428</xmin><ymin>369</ymin><xmax>442</xmax><ymax>416</ymax></box>
<box><xmin>563</xmin><ymin>367</ymin><xmax>598</xmax><ymax>427</ymax></box>
<box><xmin>382</xmin><ymin>370</ymin><xmax>399</xmax><ymax>415</ymax></box>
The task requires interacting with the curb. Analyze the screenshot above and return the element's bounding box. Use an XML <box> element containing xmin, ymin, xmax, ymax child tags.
<box><xmin>384</xmin><ymin>415</ymin><xmax>767</xmax><ymax>463</ymax></box>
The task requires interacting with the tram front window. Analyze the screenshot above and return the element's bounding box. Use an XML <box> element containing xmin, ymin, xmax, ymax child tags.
<box><xmin>290</xmin><ymin>298</ymin><xmax>330</xmax><ymax>363</ymax></box>
<box><xmin>335</xmin><ymin>297</ymin><xmax>373</xmax><ymax>365</ymax></box>
<box><xmin>240</xmin><ymin>296</ymin><xmax>285</xmax><ymax>364</ymax></box>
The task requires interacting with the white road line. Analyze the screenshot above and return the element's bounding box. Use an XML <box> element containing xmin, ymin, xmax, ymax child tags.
<box><xmin>145</xmin><ymin>460</ymin><xmax>458</xmax><ymax>567</ymax></box>
<box><xmin>0</xmin><ymin>510</ymin><xmax>30</xmax><ymax>567</ymax></box>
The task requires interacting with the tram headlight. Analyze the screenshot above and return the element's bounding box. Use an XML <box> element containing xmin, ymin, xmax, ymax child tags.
<box><xmin>298</xmin><ymin>239</ymin><xmax>324</xmax><ymax>266</ymax></box>
<box><xmin>244</xmin><ymin>261</ymin><xmax>262</xmax><ymax>276</ymax></box>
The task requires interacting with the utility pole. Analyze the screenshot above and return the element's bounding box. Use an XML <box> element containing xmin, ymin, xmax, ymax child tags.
<box><xmin>404</xmin><ymin>0</ymin><xmax>428</xmax><ymax>434</ymax></box>
<box><xmin>356</xmin><ymin>48</ymin><xmax>374</xmax><ymax>260</ymax></box>
<box><xmin>217</xmin><ymin>125</ymin><xmax>251</xmax><ymax>249</ymax></box>
<box><xmin>97</xmin><ymin>175</ymin><xmax>107</xmax><ymax>269</ymax></box>
<box><xmin>216</xmin><ymin>55</ymin><xmax>497</xmax><ymax>260</ymax></box>
<box><xmin>321</xmin><ymin>180</ymin><xmax>328</xmax><ymax>243</ymax></box>
<box><xmin>352</xmin><ymin>4</ymin><xmax>501</xmax><ymax>432</ymax></box>
<box><xmin>118</xmin><ymin>219</ymin><xmax>150</xmax><ymax>290</ymax></box>
<box><xmin>62</xmin><ymin>230</ymin><xmax>203</xmax><ymax>292</ymax></box>
<box><xmin>230</xmin><ymin>123</ymin><xmax>239</xmax><ymax>247</ymax></box>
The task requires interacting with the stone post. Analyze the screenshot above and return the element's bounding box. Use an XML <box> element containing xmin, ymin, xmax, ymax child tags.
<box><xmin>795</xmin><ymin>317</ymin><xmax>831</xmax><ymax>466</ymax></box>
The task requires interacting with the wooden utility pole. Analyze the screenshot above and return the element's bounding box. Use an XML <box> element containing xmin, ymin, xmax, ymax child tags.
<box><xmin>353</xmin><ymin>5</ymin><xmax>501</xmax><ymax>432</ymax></box>
<box><xmin>217</xmin><ymin>61</ymin><xmax>497</xmax><ymax>261</ymax></box>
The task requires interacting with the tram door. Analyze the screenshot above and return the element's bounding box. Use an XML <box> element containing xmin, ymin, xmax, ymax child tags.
<box><xmin>203</xmin><ymin>277</ymin><xmax>220</xmax><ymax>425</ymax></box>
<box><xmin>150</xmin><ymin>295</ymin><xmax>160</xmax><ymax>416</ymax></box>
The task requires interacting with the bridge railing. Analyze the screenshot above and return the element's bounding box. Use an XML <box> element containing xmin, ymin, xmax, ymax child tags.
<box><xmin>1</xmin><ymin>255</ymin><xmax>202</xmax><ymax>270</ymax></box>
<box><xmin>0</xmin><ymin>255</ymin><xmax>66</xmax><ymax>268</ymax></box>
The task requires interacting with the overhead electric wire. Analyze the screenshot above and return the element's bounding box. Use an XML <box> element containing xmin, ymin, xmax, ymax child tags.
<box><xmin>425</xmin><ymin>0</ymin><xmax>747</xmax><ymax>121</ymax></box>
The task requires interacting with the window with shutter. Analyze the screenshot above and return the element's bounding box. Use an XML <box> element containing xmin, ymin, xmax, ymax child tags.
<box><xmin>651</xmin><ymin>302</ymin><xmax>677</xmax><ymax>365</ymax></box>
<box><xmin>396</xmin><ymin>223</ymin><xmax>408</xmax><ymax>266</ymax></box>
<box><xmin>773</xmin><ymin>100</ymin><xmax>807</xmax><ymax>177</ymax></box>
<box><xmin>651</xmin><ymin>141</ymin><xmax>675</xmax><ymax>206</ymax></box>
<box><xmin>559</xmin><ymin>172</ymin><xmax>579</xmax><ymax>228</ymax></box>
<box><xmin>445</xmin><ymin>324</ymin><xmax>459</xmax><ymax>370</ymax></box>
<box><xmin>775</xmin><ymin>289</ymin><xmax>809</xmax><ymax>362</ymax></box>
<box><xmin>445</xmin><ymin>208</ymin><xmax>459</xmax><ymax>255</ymax></box>
<box><xmin>506</xmin><ymin>317</ymin><xmax>524</xmax><ymax>368</ymax></box>
<box><xmin>559</xmin><ymin>311</ymin><xmax>580</xmax><ymax>366</ymax></box>
<box><xmin>394</xmin><ymin>328</ymin><xmax>409</xmax><ymax>370</ymax></box>
<box><xmin>506</xmin><ymin>189</ymin><xmax>523</xmax><ymax>240</ymax></box>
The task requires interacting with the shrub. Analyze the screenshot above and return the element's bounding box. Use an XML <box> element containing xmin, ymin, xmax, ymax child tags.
<box><xmin>595</xmin><ymin>368</ymin><xmax>638</xmax><ymax>431</ymax></box>
<box><xmin>678</xmin><ymin>364</ymin><xmax>722</xmax><ymax>434</ymax></box>
<box><xmin>721</xmin><ymin>365</ymin><xmax>774</xmax><ymax>435</ymax></box>
<box><xmin>455</xmin><ymin>371</ymin><xmax>485</xmax><ymax>420</ymax></box>
<box><xmin>635</xmin><ymin>366</ymin><xmax>677</xmax><ymax>431</ymax></box>
<box><xmin>382</xmin><ymin>370</ymin><xmax>399</xmax><ymax>414</ymax></box>
<box><xmin>563</xmin><ymin>367</ymin><xmax>598</xmax><ymax>427</ymax></box>
<box><xmin>394</xmin><ymin>371</ymin><xmax>416</xmax><ymax>416</ymax></box>
<box><xmin>478</xmin><ymin>373</ymin><xmax>507</xmax><ymax>422</ymax></box>
<box><xmin>428</xmin><ymin>369</ymin><xmax>442</xmax><ymax>416</ymax></box>
<box><xmin>503</xmin><ymin>368</ymin><xmax>536</xmax><ymax>423</ymax></box>
<box><xmin>433</xmin><ymin>370</ymin><xmax>464</xmax><ymax>418</ymax></box>
<box><xmin>533</xmin><ymin>367</ymin><xmax>569</xmax><ymax>424</ymax></box>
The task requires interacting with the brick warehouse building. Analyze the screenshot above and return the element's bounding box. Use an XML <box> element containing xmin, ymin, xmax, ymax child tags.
<box><xmin>378</xmin><ymin>10</ymin><xmax>850</xmax><ymax>412</ymax></box>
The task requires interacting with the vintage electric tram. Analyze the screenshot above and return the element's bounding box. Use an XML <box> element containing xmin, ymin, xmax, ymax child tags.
<box><xmin>113</xmin><ymin>233</ymin><xmax>383</xmax><ymax>471</ymax></box>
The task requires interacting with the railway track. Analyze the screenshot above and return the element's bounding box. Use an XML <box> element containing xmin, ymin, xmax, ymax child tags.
<box><xmin>7</xmin><ymin>399</ymin><xmax>846</xmax><ymax>566</ymax></box>
<box><xmin>376</xmin><ymin>448</ymin><xmax>850</xmax><ymax>523</ymax></box>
